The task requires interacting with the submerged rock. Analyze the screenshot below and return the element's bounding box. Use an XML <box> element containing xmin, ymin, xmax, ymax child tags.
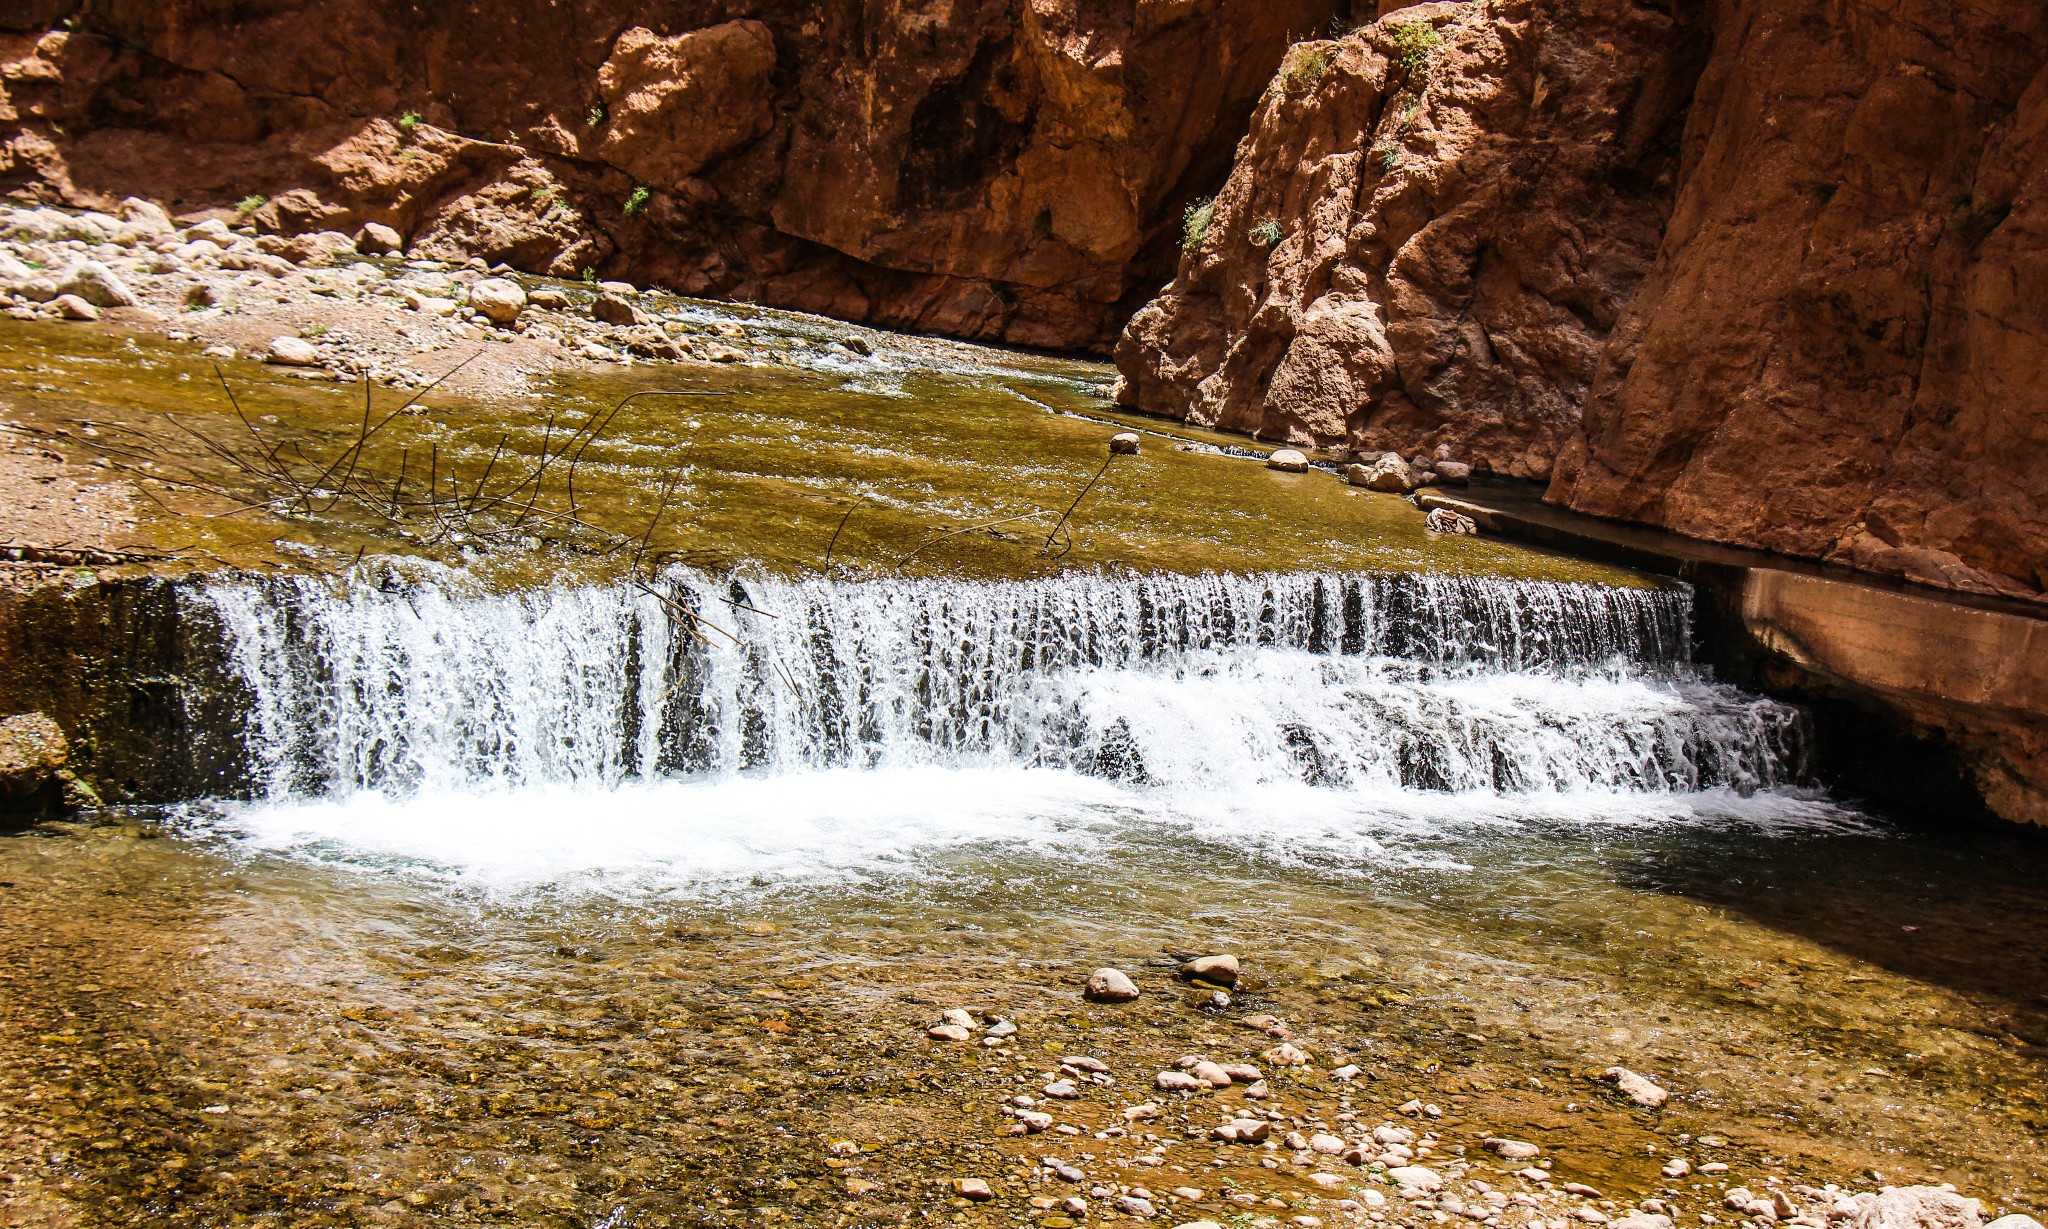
<box><xmin>1602</xmin><ymin>1066</ymin><xmax>1669</xmax><ymax>1108</ymax></box>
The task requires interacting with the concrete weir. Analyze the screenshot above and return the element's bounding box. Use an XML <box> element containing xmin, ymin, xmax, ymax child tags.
<box><xmin>1420</xmin><ymin>486</ymin><xmax>2048</xmax><ymax>828</ymax></box>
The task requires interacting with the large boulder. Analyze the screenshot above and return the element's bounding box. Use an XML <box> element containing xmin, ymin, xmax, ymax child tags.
<box><xmin>1348</xmin><ymin>453</ymin><xmax>1415</xmax><ymax>494</ymax></box>
<box><xmin>468</xmin><ymin>277</ymin><xmax>528</xmax><ymax>324</ymax></box>
<box><xmin>56</xmin><ymin>261</ymin><xmax>139</xmax><ymax>308</ymax></box>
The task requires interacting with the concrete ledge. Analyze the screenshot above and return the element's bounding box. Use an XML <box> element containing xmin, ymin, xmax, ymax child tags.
<box><xmin>1418</xmin><ymin>486</ymin><xmax>2048</xmax><ymax>828</ymax></box>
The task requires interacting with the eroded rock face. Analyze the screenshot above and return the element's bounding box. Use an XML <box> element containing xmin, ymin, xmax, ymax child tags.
<box><xmin>1115</xmin><ymin>1</ymin><xmax>1702</xmax><ymax>476</ymax></box>
<box><xmin>1552</xmin><ymin>0</ymin><xmax>2048</xmax><ymax>605</ymax></box>
<box><xmin>1116</xmin><ymin>0</ymin><xmax>2048</xmax><ymax>606</ymax></box>
<box><xmin>0</xmin><ymin>0</ymin><xmax>1339</xmax><ymax>349</ymax></box>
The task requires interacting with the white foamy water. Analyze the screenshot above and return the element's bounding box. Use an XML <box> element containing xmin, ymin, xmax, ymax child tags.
<box><xmin>191</xmin><ymin>569</ymin><xmax>1854</xmax><ymax>894</ymax></box>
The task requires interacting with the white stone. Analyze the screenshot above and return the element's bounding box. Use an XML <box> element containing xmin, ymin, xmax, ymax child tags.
<box><xmin>1266</xmin><ymin>448</ymin><xmax>1310</xmax><ymax>472</ymax></box>
<box><xmin>1085</xmin><ymin>968</ymin><xmax>1141</xmax><ymax>1003</ymax></box>
<box><xmin>1387</xmin><ymin>1166</ymin><xmax>1444</xmax><ymax>1193</ymax></box>
<box><xmin>267</xmin><ymin>336</ymin><xmax>320</xmax><ymax>366</ymax></box>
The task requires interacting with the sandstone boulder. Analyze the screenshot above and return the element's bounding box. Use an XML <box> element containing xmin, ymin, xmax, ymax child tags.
<box><xmin>1266</xmin><ymin>448</ymin><xmax>1309</xmax><ymax>472</ymax></box>
<box><xmin>595</xmin><ymin>22</ymin><xmax>778</xmax><ymax>186</ymax></box>
<box><xmin>56</xmin><ymin>261</ymin><xmax>138</xmax><ymax>308</ymax></box>
<box><xmin>469</xmin><ymin>277</ymin><xmax>528</xmax><ymax>324</ymax></box>
<box><xmin>355</xmin><ymin>222</ymin><xmax>403</xmax><ymax>256</ymax></box>
<box><xmin>267</xmin><ymin>336</ymin><xmax>320</xmax><ymax>366</ymax></box>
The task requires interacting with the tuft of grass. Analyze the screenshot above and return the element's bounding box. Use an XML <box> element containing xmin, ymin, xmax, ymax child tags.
<box><xmin>1391</xmin><ymin>20</ymin><xmax>1442</xmax><ymax>69</ymax></box>
<box><xmin>396</xmin><ymin>110</ymin><xmax>421</xmax><ymax>135</ymax></box>
<box><xmin>585</xmin><ymin>102</ymin><xmax>608</xmax><ymax>128</ymax></box>
<box><xmin>1281</xmin><ymin>44</ymin><xmax>1333</xmax><ymax>95</ymax></box>
<box><xmin>302</xmin><ymin>324</ymin><xmax>329</xmax><ymax>339</ymax></box>
<box><xmin>582</xmin><ymin>266</ymin><xmax>599</xmax><ymax>284</ymax></box>
<box><xmin>1250</xmin><ymin>218</ymin><xmax>1284</xmax><ymax>248</ymax></box>
<box><xmin>532</xmin><ymin>186</ymin><xmax>557</xmax><ymax>210</ymax></box>
<box><xmin>1181</xmin><ymin>197</ymin><xmax>1216</xmax><ymax>252</ymax></box>
<box><xmin>624</xmin><ymin>185</ymin><xmax>651</xmax><ymax>216</ymax></box>
<box><xmin>1376</xmin><ymin>146</ymin><xmax>1402</xmax><ymax>172</ymax></box>
<box><xmin>235</xmin><ymin>195</ymin><xmax>267</xmax><ymax>215</ymax></box>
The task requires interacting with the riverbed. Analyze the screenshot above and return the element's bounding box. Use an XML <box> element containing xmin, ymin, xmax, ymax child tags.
<box><xmin>2</xmin><ymin>299</ymin><xmax>2045</xmax><ymax>1229</ymax></box>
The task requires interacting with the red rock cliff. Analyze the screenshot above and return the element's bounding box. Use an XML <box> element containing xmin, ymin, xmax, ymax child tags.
<box><xmin>1116</xmin><ymin>0</ymin><xmax>2048</xmax><ymax>606</ymax></box>
<box><xmin>0</xmin><ymin>0</ymin><xmax>1344</xmax><ymax>349</ymax></box>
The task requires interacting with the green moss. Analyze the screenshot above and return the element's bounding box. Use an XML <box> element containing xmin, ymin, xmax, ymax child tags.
<box><xmin>1281</xmin><ymin>44</ymin><xmax>1333</xmax><ymax>95</ymax></box>
<box><xmin>1391</xmin><ymin>20</ymin><xmax>1442</xmax><ymax>69</ymax></box>
<box><xmin>624</xmin><ymin>185</ymin><xmax>652</xmax><ymax>216</ymax></box>
<box><xmin>396</xmin><ymin>110</ymin><xmax>421</xmax><ymax>135</ymax></box>
<box><xmin>235</xmin><ymin>195</ymin><xmax>267</xmax><ymax>215</ymax></box>
<box><xmin>1181</xmin><ymin>197</ymin><xmax>1216</xmax><ymax>252</ymax></box>
<box><xmin>1250</xmin><ymin>218</ymin><xmax>1284</xmax><ymax>248</ymax></box>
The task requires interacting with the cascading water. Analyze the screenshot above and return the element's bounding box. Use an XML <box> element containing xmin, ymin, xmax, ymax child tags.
<box><xmin>192</xmin><ymin>569</ymin><xmax>1845</xmax><ymax>892</ymax></box>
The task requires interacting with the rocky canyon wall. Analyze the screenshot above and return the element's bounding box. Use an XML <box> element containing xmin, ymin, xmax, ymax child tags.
<box><xmin>1115</xmin><ymin>0</ymin><xmax>2048</xmax><ymax>608</ymax></box>
<box><xmin>0</xmin><ymin>0</ymin><xmax>1346</xmax><ymax>349</ymax></box>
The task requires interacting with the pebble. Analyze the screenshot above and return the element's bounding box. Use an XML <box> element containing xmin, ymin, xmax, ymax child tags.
<box><xmin>927</xmin><ymin>1024</ymin><xmax>971</xmax><ymax>1041</ymax></box>
<box><xmin>1375</xmin><ymin>1126</ymin><xmax>1416</xmax><ymax>1145</ymax></box>
<box><xmin>1046</xmin><ymin>1160</ymin><xmax>1086</xmax><ymax>1182</ymax></box>
<box><xmin>1332</xmin><ymin>1064</ymin><xmax>1362</xmax><ymax>1081</ymax></box>
<box><xmin>1310</xmin><ymin>1133</ymin><xmax>1347</xmax><ymax>1154</ymax></box>
<box><xmin>986</xmin><ymin>1019</ymin><xmax>1018</xmax><ymax>1039</ymax></box>
<box><xmin>1189</xmin><ymin>1061</ymin><xmax>1232</xmax><ymax>1087</ymax></box>
<box><xmin>951</xmin><ymin>1177</ymin><xmax>993</xmax><ymax>1201</ymax></box>
<box><xmin>1085</xmin><ymin>968</ymin><xmax>1141</xmax><ymax>1003</ymax></box>
<box><xmin>1156</xmin><ymin>1070</ymin><xmax>1202</xmax><ymax>1092</ymax></box>
<box><xmin>941</xmin><ymin>1008</ymin><xmax>975</xmax><ymax>1028</ymax></box>
<box><xmin>1563</xmin><ymin>1184</ymin><xmax>1602</xmax><ymax>1198</ymax></box>
<box><xmin>1018</xmin><ymin>1111</ymin><xmax>1054</xmax><ymax>1133</ymax></box>
<box><xmin>1987</xmin><ymin>1218</ymin><xmax>2046</xmax><ymax>1229</ymax></box>
<box><xmin>52</xmin><ymin>294</ymin><xmax>100</xmax><ymax>321</ymax></box>
<box><xmin>1661</xmin><ymin>1160</ymin><xmax>1690</xmax><ymax>1178</ymax></box>
<box><xmin>1215</xmin><ymin>1118</ymin><xmax>1272</xmax><ymax>1143</ymax></box>
<box><xmin>1266</xmin><ymin>448</ymin><xmax>1310</xmax><ymax>472</ymax></box>
<box><xmin>1115</xmin><ymin>1194</ymin><xmax>1157</xmax><ymax>1217</ymax></box>
<box><xmin>1222</xmin><ymin>1062</ymin><xmax>1262</xmax><ymax>1082</ymax></box>
<box><xmin>1699</xmin><ymin>1163</ymin><xmax>1730</xmax><ymax>1175</ymax></box>
<box><xmin>1123</xmin><ymin>1102</ymin><xmax>1163</xmax><ymax>1120</ymax></box>
<box><xmin>1262</xmin><ymin>1042</ymin><xmax>1310</xmax><ymax>1066</ymax></box>
<box><xmin>1063</xmin><ymin>1055</ymin><xmax>1109</xmax><ymax>1073</ymax></box>
<box><xmin>1043</xmin><ymin>1081</ymin><xmax>1080</xmax><ymax>1099</ymax></box>
<box><xmin>1486</xmin><ymin>1139</ymin><xmax>1541</xmax><ymax>1160</ymax></box>
<box><xmin>1388</xmin><ymin>1166</ymin><xmax>1444</xmax><ymax>1192</ymax></box>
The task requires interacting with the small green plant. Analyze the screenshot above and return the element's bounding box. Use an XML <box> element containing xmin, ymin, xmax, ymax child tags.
<box><xmin>624</xmin><ymin>185</ymin><xmax>651</xmax><ymax>216</ymax></box>
<box><xmin>582</xmin><ymin>266</ymin><xmax>599</xmax><ymax>284</ymax></box>
<box><xmin>236</xmin><ymin>194</ymin><xmax>267</xmax><ymax>215</ymax></box>
<box><xmin>1181</xmin><ymin>196</ymin><xmax>1216</xmax><ymax>252</ymax></box>
<box><xmin>585</xmin><ymin>102</ymin><xmax>608</xmax><ymax>128</ymax></box>
<box><xmin>532</xmin><ymin>186</ymin><xmax>557</xmax><ymax>209</ymax></box>
<box><xmin>1250</xmin><ymin>217</ymin><xmax>1284</xmax><ymax>248</ymax></box>
<box><xmin>396</xmin><ymin>110</ymin><xmax>421</xmax><ymax>135</ymax></box>
<box><xmin>302</xmin><ymin>324</ymin><xmax>329</xmax><ymax>338</ymax></box>
<box><xmin>1282</xmin><ymin>44</ymin><xmax>1333</xmax><ymax>95</ymax></box>
<box><xmin>1376</xmin><ymin>146</ymin><xmax>1402</xmax><ymax>172</ymax></box>
<box><xmin>1391</xmin><ymin>20</ymin><xmax>1442</xmax><ymax>69</ymax></box>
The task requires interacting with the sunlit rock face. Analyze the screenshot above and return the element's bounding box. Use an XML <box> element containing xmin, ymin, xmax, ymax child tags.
<box><xmin>0</xmin><ymin>0</ymin><xmax>1337</xmax><ymax>350</ymax></box>
<box><xmin>1115</xmin><ymin>0</ymin><xmax>2048</xmax><ymax>608</ymax></box>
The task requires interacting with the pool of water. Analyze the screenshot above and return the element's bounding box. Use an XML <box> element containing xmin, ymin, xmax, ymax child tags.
<box><xmin>0</xmin><ymin>313</ymin><xmax>1643</xmax><ymax>587</ymax></box>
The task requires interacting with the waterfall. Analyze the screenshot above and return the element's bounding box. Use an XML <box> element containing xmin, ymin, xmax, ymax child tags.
<box><xmin>189</xmin><ymin>568</ymin><xmax>1838</xmax><ymax>891</ymax></box>
<box><xmin>199</xmin><ymin>569</ymin><xmax>1802</xmax><ymax>797</ymax></box>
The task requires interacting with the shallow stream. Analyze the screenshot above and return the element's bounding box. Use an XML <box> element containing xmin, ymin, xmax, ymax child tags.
<box><xmin>1</xmin><ymin>303</ymin><xmax>2045</xmax><ymax>1228</ymax></box>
